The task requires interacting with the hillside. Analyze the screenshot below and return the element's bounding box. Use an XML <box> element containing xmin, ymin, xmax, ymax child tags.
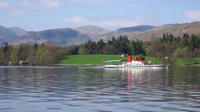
<box><xmin>97</xmin><ymin>25</ymin><xmax>155</xmax><ymax>40</ymax></box>
<box><xmin>75</xmin><ymin>25</ymin><xmax>110</xmax><ymax>35</ymax></box>
<box><xmin>1</xmin><ymin>21</ymin><xmax>200</xmax><ymax>46</ymax></box>
<box><xmin>0</xmin><ymin>25</ymin><xmax>19</xmax><ymax>44</ymax></box>
<box><xmin>9</xmin><ymin>27</ymin><xmax>28</xmax><ymax>37</ymax></box>
<box><xmin>99</xmin><ymin>22</ymin><xmax>200</xmax><ymax>41</ymax></box>
<box><xmin>134</xmin><ymin>22</ymin><xmax>200</xmax><ymax>41</ymax></box>
<box><xmin>117</xmin><ymin>25</ymin><xmax>155</xmax><ymax>32</ymax></box>
<box><xmin>75</xmin><ymin>25</ymin><xmax>111</xmax><ymax>40</ymax></box>
<box><xmin>17</xmin><ymin>28</ymin><xmax>90</xmax><ymax>46</ymax></box>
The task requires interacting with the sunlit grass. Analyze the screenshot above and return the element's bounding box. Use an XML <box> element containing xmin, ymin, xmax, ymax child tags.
<box><xmin>59</xmin><ymin>54</ymin><xmax>163</xmax><ymax>65</ymax></box>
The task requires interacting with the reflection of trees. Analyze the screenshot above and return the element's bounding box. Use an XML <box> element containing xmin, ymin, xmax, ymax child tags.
<box><xmin>0</xmin><ymin>67</ymin><xmax>169</xmax><ymax>94</ymax></box>
<box><xmin>104</xmin><ymin>68</ymin><xmax>167</xmax><ymax>90</ymax></box>
<box><xmin>0</xmin><ymin>68</ymin><xmax>76</xmax><ymax>95</ymax></box>
<box><xmin>0</xmin><ymin>68</ymin><xmax>109</xmax><ymax>96</ymax></box>
<box><xmin>167</xmin><ymin>66</ymin><xmax>200</xmax><ymax>86</ymax></box>
<box><xmin>1</xmin><ymin>67</ymin><xmax>200</xmax><ymax>106</ymax></box>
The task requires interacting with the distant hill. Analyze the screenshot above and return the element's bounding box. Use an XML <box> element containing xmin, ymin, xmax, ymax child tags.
<box><xmin>117</xmin><ymin>25</ymin><xmax>155</xmax><ymax>32</ymax></box>
<box><xmin>1</xmin><ymin>21</ymin><xmax>200</xmax><ymax>46</ymax></box>
<box><xmin>0</xmin><ymin>25</ymin><xmax>18</xmax><ymax>42</ymax></box>
<box><xmin>75</xmin><ymin>25</ymin><xmax>110</xmax><ymax>35</ymax></box>
<box><xmin>98</xmin><ymin>22</ymin><xmax>200</xmax><ymax>41</ymax></box>
<box><xmin>9</xmin><ymin>27</ymin><xmax>28</xmax><ymax>37</ymax></box>
<box><xmin>134</xmin><ymin>22</ymin><xmax>200</xmax><ymax>41</ymax></box>
<box><xmin>17</xmin><ymin>28</ymin><xmax>90</xmax><ymax>46</ymax></box>
<box><xmin>75</xmin><ymin>25</ymin><xmax>111</xmax><ymax>40</ymax></box>
<box><xmin>0</xmin><ymin>26</ymin><xmax>27</xmax><ymax>45</ymax></box>
<box><xmin>97</xmin><ymin>25</ymin><xmax>155</xmax><ymax>40</ymax></box>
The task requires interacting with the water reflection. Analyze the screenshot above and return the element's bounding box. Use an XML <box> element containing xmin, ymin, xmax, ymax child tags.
<box><xmin>0</xmin><ymin>66</ymin><xmax>200</xmax><ymax>112</ymax></box>
<box><xmin>104</xmin><ymin>67</ymin><xmax>167</xmax><ymax>90</ymax></box>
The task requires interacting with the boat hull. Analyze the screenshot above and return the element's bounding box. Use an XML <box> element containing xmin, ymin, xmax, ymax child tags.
<box><xmin>105</xmin><ymin>64</ymin><xmax>169</xmax><ymax>68</ymax></box>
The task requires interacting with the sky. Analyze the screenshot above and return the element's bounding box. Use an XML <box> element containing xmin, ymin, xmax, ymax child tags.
<box><xmin>0</xmin><ymin>0</ymin><xmax>200</xmax><ymax>31</ymax></box>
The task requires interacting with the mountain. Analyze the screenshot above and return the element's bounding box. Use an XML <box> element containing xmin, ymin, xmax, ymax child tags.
<box><xmin>97</xmin><ymin>25</ymin><xmax>155</xmax><ymax>40</ymax></box>
<box><xmin>17</xmin><ymin>28</ymin><xmax>90</xmax><ymax>46</ymax></box>
<box><xmin>98</xmin><ymin>22</ymin><xmax>200</xmax><ymax>41</ymax></box>
<box><xmin>75</xmin><ymin>25</ymin><xmax>111</xmax><ymax>39</ymax></box>
<box><xmin>134</xmin><ymin>22</ymin><xmax>200</xmax><ymax>41</ymax></box>
<box><xmin>0</xmin><ymin>26</ymin><xmax>27</xmax><ymax>45</ymax></box>
<box><xmin>1</xmin><ymin>21</ymin><xmax>200</xmax><ymax>46</ymax></box>
<box><xmin>9</xmin><ymin>27</ymin><xmax>28</xmax><ymax>37</ymax></box>
<box><xmin>75</xmin><ymin>25</ymin><xmax>110</xmax><ymax>35</ymax></box>
<box><xmin>0</xmin><ymin>25</ymin><xmax>18</xmax><ymax>43</ymax></box>
<box><xmin>117</xmin><ymin>25</ymin><xmax>155</xmax><ymax>32</ymax></box>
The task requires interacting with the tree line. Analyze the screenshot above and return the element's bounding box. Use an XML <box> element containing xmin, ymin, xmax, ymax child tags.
<box><xmin>67</xmin><ymin>35</ymin><xmax>146</xmax><ymax>55</ymax></box>
<box><xmin>147</xmin><ymin>33</ymin><xmax>200</xmax><ymax>62</ymax></box>
<box><xmin>0</xmin><ymin>43</ymin><xmax>67</xmax><ymax>65</ymax></box>
<box><xmin>0</xmin><ymin>34</ymin><xmax>200</xmax><ymax>65</ymax></box>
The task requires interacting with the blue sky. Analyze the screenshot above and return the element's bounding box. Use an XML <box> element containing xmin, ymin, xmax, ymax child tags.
<box><xmin>0</xmin><ymin>0</ymin><xmax>200</xmax><ymax>31</ymax></box>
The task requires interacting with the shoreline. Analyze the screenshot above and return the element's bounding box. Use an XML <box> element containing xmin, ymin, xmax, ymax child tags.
<box><xmin>1</xmin><ymin>63</ymin><xmax>200</xmax><ymax>67</ymax></box>
<box><xmin>186</xmin><ymin>64</ymin><xmax>200</xmax><ymax>66</ymax></box>
<box><xmin>54</xmin><ymin>64</ymin><xmax>104</xmax><ymax>67</ymax></box>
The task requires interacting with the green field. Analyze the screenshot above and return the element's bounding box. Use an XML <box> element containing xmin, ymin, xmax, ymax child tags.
<box><xmin>58</xmin><ymin>54</ymin><xmax>163</xmax><ymax>65</ymax></box>
<box><xmin>147</xmin><ymin>57</ymin><xmax>163</xmax><ymax>64</ymax></box>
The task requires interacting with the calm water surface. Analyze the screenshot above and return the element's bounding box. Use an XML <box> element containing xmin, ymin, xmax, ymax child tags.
<box><xmin>0</xmin><ymin>66</ymin><xmax>200</xmax><ymax>112</ymax></box>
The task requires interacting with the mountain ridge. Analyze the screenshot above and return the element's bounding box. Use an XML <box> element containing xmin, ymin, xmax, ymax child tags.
<box><xmin>1</xmin><ymin>21</ymin><xmax>200</xmax><ymax>46</ymax></box>
<box><xmin>117</xmin><ymin>25</ymin><xmax>155</xmax><ymax>32</ymax></box>
<box><xmin>17</xmin><ymin>28</ymin><xmax>90</xmax><ymax>46</ymax></box>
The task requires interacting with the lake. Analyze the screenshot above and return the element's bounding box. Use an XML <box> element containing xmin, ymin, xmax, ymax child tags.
<box><xmin>0</xmin><ymin>66</ymin><xmax>200</xmax><ymax>112</ymax></box>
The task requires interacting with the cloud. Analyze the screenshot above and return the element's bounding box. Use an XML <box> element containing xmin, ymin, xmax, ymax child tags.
<box><xmin>20</xmin><ymin>0</ymin><xmax>60</xmax><ymax>9</ymax></box>
<box><xmin>21</xmin><ymin>0</ymin><xmax>32</xmax><ymax>8</ymax></box>
<box><xmin>70</xmin><ymin>0</ymin><xmax>135</xmax><ymax>7</ymax></box>
<box><xmin>40</xmin><ymin>0</ymin><xmax>60</xmax><ymax>9</ymax></box>
<box><xmin>70</xmin><ymin>0</ymin><xmax>98</xmax><ymax>2</ymax></box>
<box><xmin>99</xmin><ymin>19</ymin><xmax>141</xmax><ymax>27</ymax></box>
<box><xmin>185</xmin><ymin>11</ymin><xmax>200</xmax><ymax>20</ymax></box>
<box><xmin>0</xmin><ymin>0</ymin><xmax>61</xmax><ymax>16</ymax></box>
<box><xmin>62</xmin><ymin>16</ymin><xmax>143</xmax><ymax>28</ymax></box>
<box><xmin>0</xmin><ymin>1</ymin><xmax>10</xmax><ymax>8</ymax></box>
<box><xmin>63</xmin><ymin>16</ymin><xmax>92</xmax><ymax>24</ymax></box>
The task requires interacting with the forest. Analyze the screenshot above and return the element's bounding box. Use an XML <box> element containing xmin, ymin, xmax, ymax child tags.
<box><xmin>149</xmin><ymin>33</ymin><xmax>200</xmax><ymax>62</ymax></box>
<box><xmin>0</xmin><ymin>34</ymin><xmax>200</xmax><ymax>65</ymax></box>
<box><xmin>0</xmin><ymin>43</ymin><xmax>66</xmax><ymax>65</ymax></box>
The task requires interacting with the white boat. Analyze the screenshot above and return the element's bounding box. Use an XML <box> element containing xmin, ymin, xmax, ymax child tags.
<box><xmin>105</xmin><ymin>56</ymin><xmax>169</xmax><ymax>68</ymax></box>
<box><xmin>104</xmin><ymin>64</ymin><xmax>124</xmax><ymax>68</ymax></box>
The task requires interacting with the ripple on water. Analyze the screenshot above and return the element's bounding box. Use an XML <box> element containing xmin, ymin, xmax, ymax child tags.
<box><xmin>0</xmin><ymin>66</ymin><xmax>200</xmax><ymax>112</ymax></box>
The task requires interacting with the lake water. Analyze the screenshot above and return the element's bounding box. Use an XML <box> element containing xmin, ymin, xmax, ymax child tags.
<box><xmin>0</xmin><ymin>66</ymin><xmax>200</xmax><ymax>112</ymax></box>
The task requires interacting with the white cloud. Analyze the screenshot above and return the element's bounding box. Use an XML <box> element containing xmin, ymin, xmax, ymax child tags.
<box><xmin>185</xmin><ymin>11</ymin><xmax>200</xmax><ymax>20</ymax></box>
<box><xmin>70</xmin><ymin>0</ymin><xmax>135</xmax><ymax>7</ymax></box>
<box><xmin>0</xmin><ymin>0</ymin><xmax>61</xmax><ymax>16</ymax></box>
<box><xmin>20</xmin><ymin>0</ymin><xmax>60</xmax><ymax>9</ymax></box>
<box><xmin>99</xmin><ymin>18</ymin><xmax>142</xmax><ymax>27</ymax></box>
<box><xmin>0</xmin><ymin>1</ymin><xmax>10</xmax><ymax>8</ymax></box>
<box><xmin>21</xmin><ymin>1</ymin><xmax>32</xmax><ymax>8</ymax></box>
<box><xmin>70</xmin><ymin>0</ymin><xmax>98</xmax><ymax>2</ymax></box>
<box><xmin>63</xmin><ymin>16</ymin><xmax>92</xmax><ymax>25</ymax></box>
<box><xmin>40</xmin><ymin>0</ymin><xmax>60</xmax><ymax>9</ymax></box>
<box><xmin>62</xmin><ymin>16</ymin><xmax>143</xmax><ymax>27</ymax></box>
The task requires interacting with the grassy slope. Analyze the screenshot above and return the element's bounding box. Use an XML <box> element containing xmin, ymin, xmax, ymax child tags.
<box><xmin>59</xmin><ymin>54</ymin><xmax>163</xmax><ymax>65</ymax></box>
<box><xmin>59</xmin><ymin>55</ymin><xmax>126</xmax><ymax>65</ymax></box>
<box><xmin>144</xmin><ymin>57</ymin><xmax>163</xmax><ymax>64</ymax></box>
